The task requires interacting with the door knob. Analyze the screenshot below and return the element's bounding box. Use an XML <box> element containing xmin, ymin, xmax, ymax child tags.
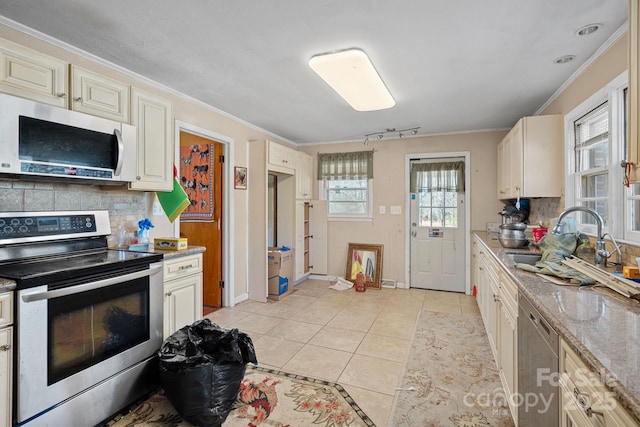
<box><xmin>411</xmin><ymin>230</ymin><xmax>417</xmax><ymax>237</ymax></box>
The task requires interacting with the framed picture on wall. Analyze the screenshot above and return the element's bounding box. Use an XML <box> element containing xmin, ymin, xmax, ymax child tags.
<box><xmin>234</xmin><ymin>166</ymin><xmax>247</xmax><ymax>190</ymax></box>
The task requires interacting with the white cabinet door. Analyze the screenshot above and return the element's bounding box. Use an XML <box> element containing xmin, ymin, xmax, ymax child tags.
<box><xmin>295</xmin><ymin>151</ymin><xmax>313</xmax><ymax>199</ymax></box>
<box><xmin>499</xmin><ymin>302</ymin><xmax>517</xmax><ymax>422</ymax></box>
<box><xmin>164</xmin><ymin>272</ymin><xmax>203</xmax><ymax>339</ymax></box>
<box><xmin>129</xmin><ymin>88</ymin><xmax>173</xmax><ymax>191</ymax></box>
<box><xmin>308</xmin><ymin>200</ymin><xmax>327</xmax><ymax>275</ymax></box>
<box><xmin>295</xmin><ymin>200</ymin><xmax>306</xmax><ymax>281</ymax></box>
<box><xmin>70</xmin><ymin>65</ymin><xmax>130</xmax><ymax>122</ymax></box>
<box><xmin>268</xmin><ymin>140</ymin><xmax>295</xmax><ymax>174</ymax></box>
<box><xmin>0</xmin><ymin>326</ymin><xmax>12</xmax><ymax>427</ymax></box>
<box><xmin>0</xmin><ymin>37</ymin><xmax>68</xmax><ymax>107</ymax></box>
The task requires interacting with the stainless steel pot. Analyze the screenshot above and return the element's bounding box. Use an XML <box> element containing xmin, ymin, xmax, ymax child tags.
<box><xmin>498</xmin><ymin>223</ymin><xmax>528</xmax><ymax>248</ymax></box>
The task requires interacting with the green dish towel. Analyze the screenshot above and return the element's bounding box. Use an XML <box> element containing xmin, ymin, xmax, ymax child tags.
<box><xmin>515</xmin><ymin>232</ymin><xmax>595</xmax><ymax>285</ymax></box>
<box><xmin>156</xmin><ymin>178</ymin><xmax>190</xmax><ymax>223</ymax></box>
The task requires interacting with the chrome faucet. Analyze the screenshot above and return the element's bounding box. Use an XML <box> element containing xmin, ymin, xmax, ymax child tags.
<box><xmin>602</xmin><ymin>233</ymin><xmax>623</xmax><ymax>273</ymax></box>
<box><xmin>552</xmin><ymin>206</ymin><xmax>606</xmax><ymax>268</ymax></box>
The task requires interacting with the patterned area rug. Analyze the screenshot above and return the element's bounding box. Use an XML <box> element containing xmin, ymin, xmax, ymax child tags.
<box><xmin>389</xmin><ymin>310</ymin><xmax>515</xmax><ymax>426</ymax></box>
<box><xmin>107</xmin><ymin>366</ymin><xmax>375</xmax><ymax>427</ymax></box>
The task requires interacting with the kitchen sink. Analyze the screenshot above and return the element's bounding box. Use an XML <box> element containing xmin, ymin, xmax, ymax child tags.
<box><xmin>507</xmin><ymin>252</ymin><xmax>542</xmax><ymax>265</ymax></box>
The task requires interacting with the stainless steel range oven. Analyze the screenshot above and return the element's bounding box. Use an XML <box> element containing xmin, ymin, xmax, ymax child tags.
<box><xmin>0</xmin><ymin>211</ymin><xmax>164</xmax><ymax>427</ymax></box>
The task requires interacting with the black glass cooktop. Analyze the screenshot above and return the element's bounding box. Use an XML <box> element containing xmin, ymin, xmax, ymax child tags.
<box><xmin>0</xmin><ymin>248</ymin><xmax>162</xmax><ymax>289</ymax></box>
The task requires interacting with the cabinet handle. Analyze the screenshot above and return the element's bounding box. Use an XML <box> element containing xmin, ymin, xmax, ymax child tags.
<box><xmin>573</xmin><ymin>387</ymin><xmax>603</xmax><ymax>419</ymax></box>
<box><xmin>493</xmin><ymin>294</ymin><xmax>500</xmax><ymax>302</ymax></box>
<box><xmin>0</xmin><ymin>344</ymin><xmax>10</xmax><ymax>351</ymax></box>
<box><xmin>74</xmin><ymin>97</ymin><xmax>83</xmax><ymax>102</ymax></box>
<box><xmin>165</xmin><ymin>291</ymin><xmax>172</xmax><ymax>297</ymax></box>
<box><xmin>178</xmin><ymin>264</ymin><xmax>194</xmax><ymax>270</ymax></box>
<box><xmin>57</xmin><ymin>93</ymin><xmax>67</xmax><ymax>98</ymax></box>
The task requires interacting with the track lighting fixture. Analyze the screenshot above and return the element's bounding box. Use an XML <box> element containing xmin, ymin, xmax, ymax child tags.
<box><xmin>363</xmin><ymin>127</ymin><xmax>420</xmax><ymax>144</ymax></box>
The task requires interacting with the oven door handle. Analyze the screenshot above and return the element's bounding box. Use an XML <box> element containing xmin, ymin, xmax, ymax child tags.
<box><xmin>21</xmin><ymin>263</ymin><xmax>162</xmax><ymax>302</ymax></box>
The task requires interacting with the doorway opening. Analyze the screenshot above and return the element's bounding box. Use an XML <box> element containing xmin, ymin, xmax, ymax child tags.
<box><xmin>174</xmin><ymin>121</ymin><xmax>235</xmax><ymax>312</ymax></box>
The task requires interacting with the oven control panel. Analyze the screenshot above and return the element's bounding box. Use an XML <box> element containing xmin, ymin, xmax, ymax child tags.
<box><xmin>0</xmin><ymin>211</ymin><xmax>110</xmax><ymax>243</ymax></box>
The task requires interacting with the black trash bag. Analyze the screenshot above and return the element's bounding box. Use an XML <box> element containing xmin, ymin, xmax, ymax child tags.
<box><xmin>158</xmin><ymin>319</ymin><xmax>258</xmax><ymax>427</ymax></box>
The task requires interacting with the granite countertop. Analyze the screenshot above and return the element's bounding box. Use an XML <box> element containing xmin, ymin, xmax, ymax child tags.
<box><xmin>148</xmin><ymin>245</ymin><xmax>206</xmax><ymax>259</ymax></box>
<box><xmin>0</xmin><ymin>277</ymin><xmax>16</xmax><ymax>292</ymax></box>
<box><xmin>473</xmin><ymin>231</ymin><xmax>640</xmax><ymax>422</ymax></box>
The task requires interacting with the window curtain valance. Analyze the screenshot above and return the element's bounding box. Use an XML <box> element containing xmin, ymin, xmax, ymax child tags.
<box><xmin>317</xmin><ymin>150</ymin><xmax>374</xmax><ymax>180</ymax></box>
<box><xmin>410</xmin><ymin>161</ymin><xmax>465</xmax><ymax>193</ymax></box>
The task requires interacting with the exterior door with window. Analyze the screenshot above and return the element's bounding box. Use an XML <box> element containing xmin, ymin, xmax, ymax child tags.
<box><xmin>409</xmin><ymin>159</ymin><xmax>466</xmax><ymax>292</ymax></box>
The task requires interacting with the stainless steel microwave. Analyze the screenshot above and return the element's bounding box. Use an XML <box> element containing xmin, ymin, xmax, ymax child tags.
<box><xmin>0</xmin><ymin>94</ymin><xmax>137</xmax><ymax>183</ymax></box>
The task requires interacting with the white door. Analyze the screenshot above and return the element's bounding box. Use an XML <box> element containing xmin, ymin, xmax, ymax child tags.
<box><xmin>410</xmin><ymin>159</ymin><xmax>466</xmax><ymax>292</ymax></box>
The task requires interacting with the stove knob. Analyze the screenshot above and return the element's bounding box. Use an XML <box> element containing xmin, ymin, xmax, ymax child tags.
<box><xmin>19</xmin><ymin>225</ymin><xmax>28</xmax><ymax>232</ymax></box>
<box><xmin>24</xmin><ymin>218</ymin><xmax>34</xmax><ymax>225</ymax></box>
<box><xmin>3</xmin><ymin>226</ymin><xmax>12</xmax><ymax>233</ymax></box>
<box><xmin>0</xmin><ymin>219</ymin><xmax>4</xmax><ymax>227</ymax></box>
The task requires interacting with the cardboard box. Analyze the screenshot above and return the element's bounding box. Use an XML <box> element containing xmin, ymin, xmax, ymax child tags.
<box><xmin>268</xmin><ymin>247</ymin><xmax>294</xmax><ymax>300</ymax></box>
<box><xmin>154</xmin><ymin>237</ymin><xmax>188</xmax><ymax>251</ymax></box>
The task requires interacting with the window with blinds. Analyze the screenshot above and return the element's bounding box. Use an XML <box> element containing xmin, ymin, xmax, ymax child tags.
<box><xmin>318</xmin><ymin>150</ymin><xmax>373</xmax><ymax>219</ymax></box>
<box><xmin>574</xmin><ymin>101</ymin><xmax>609</xmax><ymax>226</ymax></box>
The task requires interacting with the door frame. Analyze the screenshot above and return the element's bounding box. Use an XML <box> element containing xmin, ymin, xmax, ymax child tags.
<box><xmin>404</xmin><ymin>151</ymin><xmax>471</xmax><ymax>294</ymax></box>
<box><xmin>174</xmin><ymin>120</ymin><xmax>235</xmax><ymax>307</ymax></box>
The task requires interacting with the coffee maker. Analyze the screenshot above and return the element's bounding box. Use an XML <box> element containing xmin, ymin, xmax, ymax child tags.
<box><xmin>499</xmin><ymin>198</ymin><xmax>530</xmax><ymax>224</ymax></box>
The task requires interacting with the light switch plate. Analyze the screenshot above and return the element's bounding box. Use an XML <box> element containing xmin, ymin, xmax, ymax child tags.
<box><xmin>379</xmin><ymin>205</ymin><xmax>386</xmax><ymax>214</ymax></box>
<box><xmin>391</xmin><ymin>205</ymin><xmax>402</xmax><ymax>215</ymax></box>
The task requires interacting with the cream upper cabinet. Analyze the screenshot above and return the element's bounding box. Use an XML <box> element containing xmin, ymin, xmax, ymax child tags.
<box><xmin>129</xmin><ymin>87</ymin><xmax>173</xmax><ymax>191</ymax></box>
<box><xmin>0</xmin><ymin>37</ymin><xmax>68</xmax><ymax>107</ymax></box>
<box><xmin>295</xmin><ymin>151</ymin><xmax>313</xmax><ymax>199</ymax></box>
<box><xmin>629</xmin><ymin>0</ymin><xmax>640</xmax><ymax>182</ymax></box>
<box><xmin>497</xmin><ymin>114</ymin><xmax>563</xmax><ymax>199</ymax></box>
<box><xmin>70</xmin><ymin>65</ymin><xmax>130</xmax><ymax>122</ymax></box>
<box><xmin>268</xmin><ymin>140</ymin><xmax>295</xmax><ymax>174</ymax></box>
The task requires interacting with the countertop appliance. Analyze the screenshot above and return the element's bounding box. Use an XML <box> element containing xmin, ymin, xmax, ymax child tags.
<box><xmin>0</xmin><ymin>93</ymin><xmax>137</xmax><ymax>184</ymax></box>
<box><xmin>518</xmin><ymin>290</ymin><xmax>559</xmax><ymax>426</ymax></box>
<box><xmin>0</xmin><ymin>210</ymin><xmax>163</xmax><ymax>427</ymax></box>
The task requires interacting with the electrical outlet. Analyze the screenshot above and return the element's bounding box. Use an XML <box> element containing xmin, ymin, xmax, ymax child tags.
<box><xmin>152</xmin><ymin>200</ymin><xmax>163</xmax><ymax>216</ymax></box>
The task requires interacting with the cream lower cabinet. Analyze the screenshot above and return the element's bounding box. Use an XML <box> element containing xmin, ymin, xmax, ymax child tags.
<box><xmin>560</xmin><ymin>339</ymin><xmax>639</xmax><ymax>427</ymax></box>
<box><xmin>473</xmin><ymin>235</ymin><xmax>518</xmax><ymax>425</ymax></box>
<box><xmin>163</xmin><ymin>254</ymin><xmax>203</xmax><ymax>339</ymax></box>
<box><xmin>0</xmin><ymin>292</ymin><xmax>13</xmax><ymax>427</ymax></box>
<box><xmin>498</xmin><ymin>272</ymin><xmax>518</xmax><ymax>422</ymax></box>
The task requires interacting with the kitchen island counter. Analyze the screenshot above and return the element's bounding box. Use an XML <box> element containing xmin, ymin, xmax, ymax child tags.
<box><xmin>474</xmin><ymin>230</ymin><xmax>640</xmax><ymax>423</ymax></box>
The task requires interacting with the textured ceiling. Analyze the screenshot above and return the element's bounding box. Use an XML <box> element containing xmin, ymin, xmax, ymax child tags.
<box><xmin>0</xmin><ymin>0</ymin><xmax>629</xmax><ymax>144</ymax></box>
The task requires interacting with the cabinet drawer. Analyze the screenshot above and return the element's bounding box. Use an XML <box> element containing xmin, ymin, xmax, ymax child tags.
<box><xmin>163</xmin><ymin>254</ymin><xmax>202</xmax><ymax>281</ymax></box>
<box><xmin>0</xmin><ymin>293</ymin><xmax>12</xmax><ymax>328</ymax></box>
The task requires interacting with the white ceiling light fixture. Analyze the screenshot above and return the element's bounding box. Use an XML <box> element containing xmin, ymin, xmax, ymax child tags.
<box><xmin>309</xmin><ymin>48</ymin><xmax>395</xmax><ymax>112</ymax></box>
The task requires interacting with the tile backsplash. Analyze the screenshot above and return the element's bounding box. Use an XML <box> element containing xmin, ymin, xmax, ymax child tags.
<box><xmin>0</xmin><ymin>178</ymin><xmax>152</xmax><ymax>246</ymax></box>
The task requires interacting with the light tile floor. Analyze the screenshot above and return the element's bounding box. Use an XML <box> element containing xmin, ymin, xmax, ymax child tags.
<box><xmin>206</xmin><ymin>278</ymin><xmax>481</xmax><ymax>426</ymax></box>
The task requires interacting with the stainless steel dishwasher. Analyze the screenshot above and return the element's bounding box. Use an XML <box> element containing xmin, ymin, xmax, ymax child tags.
<box><xmin>518</xmin><ymin>291</ymin><xmax>560</xmax><ymax>426</ymax></box>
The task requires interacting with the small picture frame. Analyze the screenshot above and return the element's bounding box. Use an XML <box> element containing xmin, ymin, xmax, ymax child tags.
<box><xmin>234</xmin><ymin>166</ymin><xmax>247</xmax><ymax>190</ymax></box>
<box><xmin>345</xmin><ymin>243</ymin><xmax>384</xmax><ymax>289</ymax></box>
